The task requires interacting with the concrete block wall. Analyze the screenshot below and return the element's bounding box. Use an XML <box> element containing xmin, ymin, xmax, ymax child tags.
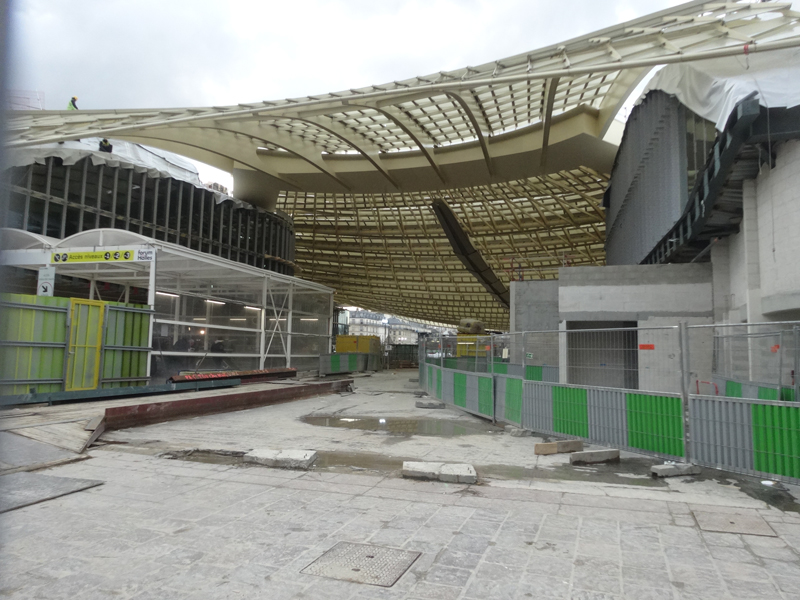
<box><xmin>756</xmin><ymin>140</ymin><xmax>800</xmax><ymax>318</ymax></box>
<box><xmin>510</xmin><ymin>280</ymin><xmax>559</xmax><ymax>332</ymax></box>
<box><xmin>710</xmin><ymin>140</ymin><xmax>800</xmax><ymax>322</ymax></box>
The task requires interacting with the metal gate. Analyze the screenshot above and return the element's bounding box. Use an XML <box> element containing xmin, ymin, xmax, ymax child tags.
<box><xmin>65</xmin><ymin>299</ymin><xmax>105</xmax><ymax>391</ymax></box>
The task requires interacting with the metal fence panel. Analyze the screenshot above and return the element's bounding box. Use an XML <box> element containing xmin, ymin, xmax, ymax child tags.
<box><xmin>495</xmin><ymin>376</ymin><xmax>507</xmax><ymax>422</ymax></box>
<box><xmin>495</xmin><ymin>375</ymin><xmax>523</xmax><ymax>425</ymax></box>
<box><xmin>466</xmin><ymin>373</ymin><xmax>480</xmax><ymax>414</ymax></box>
<box><xmin>690</xmin><ymin>395</ymin><xmax>754</xmax><ymax>473</ymax></box>
<box><xmin>442</xmin><ymin>368</ymin><xmax>454</xmax><ymax>405</ymax></box>
<box><xmin>587</xmin><ymin>388</ymin><xmax>628</xmax><ymax>449</ymax></box>
<box><xmin>523</xmin><ymin>381</ymin><xmax>553</xmax><ymax>433</ymax></box>
<box><xmin>455</xmin><ymin>372</ymin><xmax>493</xmax><ymax>418</ymax></box>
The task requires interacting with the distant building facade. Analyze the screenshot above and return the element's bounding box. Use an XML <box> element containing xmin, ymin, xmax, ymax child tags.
<box><xmin>348</xmin><ymin>310</ymin><xmax>385</xmax><ymax>340</ymax></box>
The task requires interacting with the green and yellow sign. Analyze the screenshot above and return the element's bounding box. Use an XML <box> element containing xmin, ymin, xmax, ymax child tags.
<box><xmin>50</xmin><ymin>248</ymin><xmax>154</xmax><ymax>264</ymax></box>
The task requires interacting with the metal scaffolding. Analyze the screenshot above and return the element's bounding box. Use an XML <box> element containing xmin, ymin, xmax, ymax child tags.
<box><xmin>0</xmin><ymin>228</ymin><xmax>334</xmax><ymax>377</ymax></box>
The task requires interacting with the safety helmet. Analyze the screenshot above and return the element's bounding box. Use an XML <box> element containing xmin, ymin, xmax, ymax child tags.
<box><xmin>72</xmin><ymin>96</ymin><xmax>77</xmax><ymax>100</ymax></box>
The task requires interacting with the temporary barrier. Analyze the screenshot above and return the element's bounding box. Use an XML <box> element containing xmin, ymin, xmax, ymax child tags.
<box><xmin>419</xmin><ymin>321</ymin><xmax>800</xmax><ymax>484</ymax></box>
<box><xmin>319</xmin><ymin>352</ymin><xmax>381</xmax><ymax>375</ymax></box>
<box><xmin>517</xmin><ymin>381</ymin><xmax>684</xmax><ymax>460</ymax></box>
<box><xmin>690</xmin><ymin>394</ymin><xmax>800</xmax><ymax>485</ymax></box>
<box><xmin>0</xmin><ymin>293</ymin><xmax>150</xmax><ymax>395</ymax></box>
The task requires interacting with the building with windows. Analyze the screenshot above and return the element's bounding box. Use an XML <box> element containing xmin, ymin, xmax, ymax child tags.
<box><xmin>347</xmin><ymin>310</ymin><xmax>385</xmax><ymax>340</ymax></box>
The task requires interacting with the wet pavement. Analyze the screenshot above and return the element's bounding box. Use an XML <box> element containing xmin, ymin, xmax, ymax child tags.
<box><xmin>301</xmin><ymin>415</ymin><xmax>505</xmax><ymax>437</ymax></box>
<box><xmin>2</xmin><ymin>370</ymin><xmax>800</xmax><ymax>599</ymax></box>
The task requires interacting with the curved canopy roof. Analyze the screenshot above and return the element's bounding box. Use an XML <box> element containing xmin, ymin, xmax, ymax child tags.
<box><xmin>5</xmin><ymin>0</ymin><xmax>800</xmax><ymax>328</ymax></box>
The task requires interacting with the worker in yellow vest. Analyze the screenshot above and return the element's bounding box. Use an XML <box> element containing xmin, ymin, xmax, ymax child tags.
<box><xmin>67</xmin><ymin>96</ymin><xmax>78</xmax><ymax>110</ymax></box>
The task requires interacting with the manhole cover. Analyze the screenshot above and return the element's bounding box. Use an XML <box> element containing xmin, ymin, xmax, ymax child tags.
<box><xmin>301</xmin><ymin>542</ymin><xmax>420</xmax><ymax>587</ymax></box>
<box><xmin>693</xmin><ymin>510</ymin><xmax>776</xmax><ymax>537</ymax></box>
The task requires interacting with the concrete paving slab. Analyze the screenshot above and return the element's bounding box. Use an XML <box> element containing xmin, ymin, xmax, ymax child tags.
<box><xmin>652</xmin><ymin>463</ymin><xmax>701</xmax><ymax>477</ymax></box>
<box><xmin>402</xmin><ymin>461</ymin><xmax>477</xmax><ymax>484</ymax></box>
<box><xmin>0</xmin><ymin>431</ymin><xmax>76</xmax><ymax>471</ymax></box>
<box><xmin>244</xmin><ymin>449</ymin><xmax>317</xmax><ymax>469</ymax></box>
<box><xmin>402</xmin><ymin>461</ymin><xmax>444</xmax><ymax>480</ymax></box>
<box><xmin>694</xmin><ymin>510</ymin><xmax>777</xmax><ymax>537</ymax></box>
<box><xmin>570</xmin><ymin>449</ymin><xmax>620</xmax><ymax>464</ymax></box>
<box><xmin>0</xmin><ymin>471</ymin><xmax>103</xmax><ymax>513</ymax></box>
<box><xmin>439</xmin><ymin>464</ymin><xmax>477</xmax><ymax>484</ymax></box>
<box><xmin>505</xmin><ymin>426</ymin><xmax>531</xmax><ymax>437</ymax></box>
<box><xmin>415</xmin><ymin>400</ymin><xmax>445</xmax><ymax>409</ymax></box>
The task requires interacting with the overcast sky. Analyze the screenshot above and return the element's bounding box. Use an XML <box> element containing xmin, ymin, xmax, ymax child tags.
<box><xmin>8</xmin><ymin>0</ymin><xmax>686</xmax><ymax>184</ymax></box>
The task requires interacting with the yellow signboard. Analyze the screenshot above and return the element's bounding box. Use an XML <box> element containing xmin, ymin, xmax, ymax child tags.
<box><xmin>50</xmin><ymin>248</ymin><xmax>154</xmax><ymax>264</ymax></box>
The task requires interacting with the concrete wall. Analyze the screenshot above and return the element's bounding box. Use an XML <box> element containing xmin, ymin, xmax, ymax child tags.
<box><xmin>756</xmin><ymin>140</ymin><xmax>800</xmax><ymax>319</ymax></box>
<box><xmin>510</xmin><ymin>280</ymin><xmax>559</xmax><ymax>332</ymax></box>
<box><xmin>557</xmin><ymin>264</ymin><xmax>713</xmax><ymax>322</ymax></box>
<box><xmin>710</xmin><ymin>140</ymin><xmax>800</xmax><ymax>323</ymax></box>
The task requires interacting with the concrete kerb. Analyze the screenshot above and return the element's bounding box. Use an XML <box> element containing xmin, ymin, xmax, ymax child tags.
<box><xmin>569</xmin><ymin>449</ymin><xmax>621</xmax><ymax>464</ymax></box>
<box><xmin>402</xmin><ymin>461</ymin><xmax>477</xmax><ymax>484</ymax></box>
<box><xmin>651</xmin><ymin>463</ymin><xmax>701</xmax><ymax>478</ymax></box>
<box><xmin>244</xmin><ymin>449</ymin><xmax>318</xmax><ymax>470</ymax></box>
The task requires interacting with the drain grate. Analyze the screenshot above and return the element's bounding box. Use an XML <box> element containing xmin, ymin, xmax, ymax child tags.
<box><xmin>301</xmin><ymin>541</ymin><xmax>420</xmax><ymax>587</ymax></box>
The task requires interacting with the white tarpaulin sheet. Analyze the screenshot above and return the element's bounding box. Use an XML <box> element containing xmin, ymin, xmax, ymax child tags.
<box><xmin>644</xmin><ymin>48</ymin><xmax>800</xmax><ymax>131</ymax></box>
<box><xmin>5</xmin><ymin>138</ymin><xmax>250</xmax><ymax>208</ymax></box>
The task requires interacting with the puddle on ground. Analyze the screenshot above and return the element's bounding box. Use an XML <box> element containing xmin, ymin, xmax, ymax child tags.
<box><xmin>144</xmin><ymin>446</ymin><xmax>800</xmax><ymax>513</ymax></box>
<box><xmin>301</xmin><ymin>415</ymin><xmax>504</xmax><ymax>437</ymax></box>
<box><xmin>479</xmin><ymin>458</ymin><xmax>667</xmax><ymax>488</ymax></box>
<box><xmin>690</xmin><ymin>472</ymin><xmax>800</xmax><ymax>513</ymax></box>
<box><xmin>313</xmin><ymin>450</ymin><xmax>405</xmax><ymax>473</ymax></box>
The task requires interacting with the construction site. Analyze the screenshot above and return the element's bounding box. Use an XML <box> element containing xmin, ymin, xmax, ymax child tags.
<box><xmin>2</xmin><ymin>1</ymin><xmax>800</xmax><ymax>598</ymax></box>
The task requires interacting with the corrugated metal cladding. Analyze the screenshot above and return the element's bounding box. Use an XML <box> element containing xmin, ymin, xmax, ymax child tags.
<box><xmin>442</xmin><ymin>368</ymin><xmax>454</xmax><ymax>404</ymax></box>
<box><xmin>587</xmin><ymin>388</ymin><xmax>628</xmax><ymax>449</ymax></box>
<box><xmin>605</xmin><ymin>91</ymin><xmax>689</xmax><ymax>265</ymax></box>
<box><xmin>522</xmin><ymin>382</ymin><xmax>554</xmax><ymax>433</ymax></box>
<box><xmin>495</xmin><ymin>376</ymin><xmax>507</xmax><ymax>422</ymax></box>
<box><xmin>690</xmin><ymin>396</ymin><xmax>754</xmax><ymax>473</ymax></box>
<box><xmin>465</xmin><ymin>373</ymin><xmax>482</xmax><ymax>415</ymax></box>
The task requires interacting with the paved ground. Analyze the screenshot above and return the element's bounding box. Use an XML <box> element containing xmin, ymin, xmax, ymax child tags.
<box><xmin>2</xmin><ymin>370</ymin><xmax>800</xmax><ymax>599</ymax></box>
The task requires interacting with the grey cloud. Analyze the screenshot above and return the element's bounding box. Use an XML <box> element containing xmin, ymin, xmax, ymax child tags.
<box><xmin>9</xmin><ymin>0</ymin><xmax>679</xmax><ymax>111</ymax></box>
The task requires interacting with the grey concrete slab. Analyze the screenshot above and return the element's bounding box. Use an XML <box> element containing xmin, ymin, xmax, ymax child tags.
<box><xmin>694</xmin><ymin>510</ymin><xmax>777</xmax><ymax>537</ymax></box>
<box><xmin>0</xmin><ymin>431</ymin><xmax>76</xmax><ymax>470</ymax></box>
<box><xmin>0</xmin><ymin>471</ymin><xmax>102</xmax><ymax>513</ymax></box>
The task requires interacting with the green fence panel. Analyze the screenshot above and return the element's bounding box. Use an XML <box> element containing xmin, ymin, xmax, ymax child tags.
<box><xmin>626</xmin><ymin>393</ymin><xmax>684</xmax><ymax>457</ymax></box>
<box><xmin>493</xmin><ymin>363</ymin><xmax>508</xmax><ymax>375</ymax></box>
<box><xmin>331</xmin><ymin>354</ymin><xmax>341</xmax><ymax>372</ymax></box>
<box><xmin>428</xmin><ymin>366</ymin><xmax>433</xmax><ymax>392</ymax></box>
<box><xmin>725</xmin><ymin>380</ymin><xmax>742</xmax><ymax>398</ymax></box>
<box><xmin>444</xmin><ymin>358</ymin><xmax>458</xmax><ymax>369</ymax></box>
<box><xmin>348</xmin><ymin>354</ymin><xmax>358</xmax><ymax>371</ymax></box>
<box><xmin>552</xmin><ymin>386</ymin><xmax>589</xmax><ymax>437</ymax></box>
<box><xmin>436</xmin><ymin>368</ymin><xmax>442</xmax><ymax>399</ymax></box>
<box><xmin>756</xmin><ymin>386</ymin><xmax>796</xmax><ymax>402</ymax></box>
<box><xmin>752</xmin><ymin>403</ymin><xmax>800</xmax><ymax>479</ymax></box>
<box><xmin>505</xmin><ymin>378</ymin><xmax>523</xmax><ymax>423</ymax></box>
<box><xmin>525</xmin><ymin>365</ymin><xmax>543</xmax><ymax>381</ymax></box>
<box><xmin>758</xmin><ymin>387</ymin><xmax>777</xmax><ymax>401</ymax></box>
<box><xmin>454</xmin><ymin>373</ymin><xmax>467</xmax><ymax>407</ymax></box>
<box><xmin>478</xmin><ymin>376</ymin><xmax>493</xmax><ymax>416</ymax></box>
<box><xmin>0</xmin><ymin>294</ymin><xmax>69</xmax><ymax>395</ymax></box>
